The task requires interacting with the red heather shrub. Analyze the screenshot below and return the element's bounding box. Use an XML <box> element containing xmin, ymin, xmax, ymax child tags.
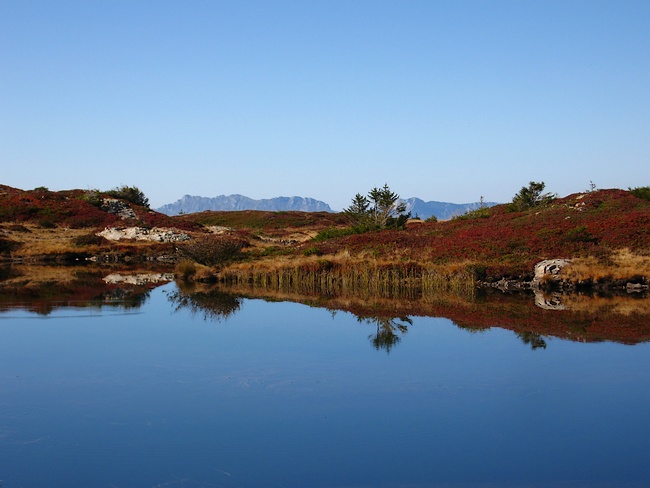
<box><xmin>312</xmin><ymin>189</ymin><xmax>649</xmax><ymax>277</ymax></box>
<box><xmin>178</xmin><ymin>235</ymin><xmax>248</xmax><ymax>266</ymax></box>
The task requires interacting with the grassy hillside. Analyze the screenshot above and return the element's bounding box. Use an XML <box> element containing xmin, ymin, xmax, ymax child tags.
<box><xmin>1</xmin><ymin>185</ymin><xmax>649</xmax><ymax>284</ymax></box>
<box><xmin>306</xmin><ymin>189</ymin><xmax>649</xmax><ymax>278</ymax></box>
<box><xmin>0</xmin><ymin>185</ymin><xmax>203</xmax><ymax>261</ymax></box>
<box><xmin>212</xmin><ymin>188</ymin><xmax>650</xmax><ymax>284</ymax></box>
<box><xmin>0</xmin><ymin>185</ymin><xmax>201</xmax><ymax>231</ymax></box>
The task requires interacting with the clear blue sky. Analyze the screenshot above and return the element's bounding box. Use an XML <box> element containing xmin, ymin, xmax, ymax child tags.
<box><xmin>1</xmin><ymin>0</ymin><xmax>648</xmax><ymax>210</ymax></box>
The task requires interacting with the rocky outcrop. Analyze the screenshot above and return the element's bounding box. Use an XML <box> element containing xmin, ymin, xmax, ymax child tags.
<box><xmin>97</xmin><ymin>227</ymin><xmax>190</xmax><ymax>242</ymax></box>
<box><xmin>103</xmin><ymin>273</ymin><xmax>175</xmax><ymax>285</ymax></box>
<box><xmin>101</xmin><ymin>198</ymin><xmax>137</xmax><ymax>220</ymax></box>
<box><xmin>532</xmin><ymin>259</ymin><xmax>572</xmax><ymax>288</ymax></box>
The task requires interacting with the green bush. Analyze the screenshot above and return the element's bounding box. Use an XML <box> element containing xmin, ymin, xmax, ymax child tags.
<box><xmin>629</xmin><ymin>186</ymin><xmax>650</xmax><ymax>201</ymax></box>
<box><xmin>80</xmin><ymin>190</ymin><xmax>103</xmax><ymax>207</ymax></box>
<box><xmin>105</xmin><ymin>185</ymin><xmax>150</xmax><ymax>208</ymax></box>
<box><xmin>564</xmin><ymin>225</ymin><xmax>598</xmax><ymax>243</ymax></box>
<box><xmin>302</xmin><ymin>246</ymin><xmax>323</xmax><ymax>257</ymax></box>
<box><xmin>313</xmin><ymin>227</ymin><xmax>358</xmax><ymax>242</ymax></box>
<box><xmin>509</xmin><ymin>181</ymin><xmax>556</xmax><ymax>211</ymax></box>
<box><xmin>453</xmin><ymin>207</ymin><xmax>490</xmax><ymax>220</ymax></box>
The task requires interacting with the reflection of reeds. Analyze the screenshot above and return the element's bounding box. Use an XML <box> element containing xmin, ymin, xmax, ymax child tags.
<box><xmin>557</xmin><ymin>293</ymin><xmax>650</xmax><ymax>316</ymax></box>
<box><xmin>220</xmin><ymin>257</ymin><xmax>476</xmax><ymax>300</ymax></box>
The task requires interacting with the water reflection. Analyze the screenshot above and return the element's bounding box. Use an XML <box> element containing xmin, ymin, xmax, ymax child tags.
<box><xmin>516</xmin><ymin>331</ymin><xmax>548</xmax><ymax>350</ymax></box>
<box><xmin>2</xmin><ymin>265</ymin><xmax>649</xmax><ymax>349</ymax></box>
<box><xmin>168</xmin><ymin>283</ymin><xmax>650</xmax><ymax>350</ymax></box>
<box><xmin>0</xmin><ymin>265</ymin><xmax>167</xmax><ymax>315</ymax></box>
<box><xmin>167</xmin><ymin>284</ymin><xmax>242</xmax><ymax>321</ymax></box>
<box><xmin>2</xmin><ymin>275</ymin><xmax>649</xmax><ymax>488</ymax></box>
<box><xmin>357</xmin><ymin>315</ymin><xmax>412</xmax><ymax>353</ymax></box>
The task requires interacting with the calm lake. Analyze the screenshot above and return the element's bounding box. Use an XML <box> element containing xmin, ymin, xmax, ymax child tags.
<box><xmin>1</xmin><ymin>274</ymin><xmax>649</xmax><ymax>488</ymax></box>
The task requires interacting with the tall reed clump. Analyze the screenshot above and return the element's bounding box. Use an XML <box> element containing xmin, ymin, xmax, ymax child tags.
<box><xmin>421</xmin><ymin>264</ymin><xmax>477</xmax><ymax>296</ymax></box>
<box><xmin>220</xmin><ymin>258</ymin><xmax>476</xmax><ymax>299</ymax></box>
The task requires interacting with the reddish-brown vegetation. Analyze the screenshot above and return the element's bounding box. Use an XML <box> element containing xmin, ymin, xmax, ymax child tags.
<box><xmin>306</xmin><ymin>189</ymin><xmax>650</xmax><ymax>279</ymax></box>
<box><xmin>186</xmin><ymin>282</ymin><xmax>650</xmax><ymax>345</ymax></box>
<box><xmin>0</xmin><ymin>185</ymin><xmax>202</xmax><ymax>232</ymax></box>
<box><xmin>1</xmin><ymin>185</ymin><xmax>648</xmax><ymax>283</ymax></box>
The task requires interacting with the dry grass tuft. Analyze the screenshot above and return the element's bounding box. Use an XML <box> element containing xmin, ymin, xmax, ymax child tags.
<box><xmin>1</xmin><ymin>223</ymin><xmax>95</xmax><ymax>256</ymax></box>
<box><xmin>219</xmin><ymin>251</ymin><xmax>476</xmax><ymax>298</ymax></box>
<box><xmin>563</xmin><ymin>249</ymin><xmax>650</xmax><ymax>282</ymax></box>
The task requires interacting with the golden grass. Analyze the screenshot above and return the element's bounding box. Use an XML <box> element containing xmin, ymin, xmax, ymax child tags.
<box><xmin>0</xmin><ymin>222</ymin><xmax>182</xmax><ymax>259</ymax></box>
<box><xmin>562</xmin><ymin>249</ymin><xmax>650</xmax><ymax>281</ymax></box>
<box><xmin>1</xmin><ymin>223</ymin><xmax>95</xmax><ymax>256</ymax></box>
<box><xmin>219</xmin><ymin>251</ymin><xmax>476</xmax><ymax>298</ymax></box>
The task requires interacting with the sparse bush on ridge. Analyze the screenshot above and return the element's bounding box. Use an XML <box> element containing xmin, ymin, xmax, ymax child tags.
<box><xmin>629</xmin><ymin>186</ymin><xmax>650</xmax><ymax>201</ymax></box>
<box><xmin>344</xmin><ymin>184</ymin><xmax>410</xmax><ymax>231</ymax></box>
<box><xmin>509</xmin><ymin>181</ymin><xmax>556</xmax><ymax>211</ymax></box>
<box><xmin>105</xmin><ymin>185</ymin><xmax>150</xmax><ymax>208</ymax></box>
<box><xmin>453</xmin><ymin>206</ymin><xmax>491</xmax><ymax>220</ymax></box>
<box><xmin>80</xmin><ymin>189</ymin><xmax>103</xmax><ymax>207</ymax></box>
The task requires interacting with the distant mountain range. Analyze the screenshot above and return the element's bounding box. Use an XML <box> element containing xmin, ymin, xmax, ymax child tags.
<box><xmin>157</xmin><ymin>194</ymin><xmax>498</xmax><ymax>220</ymax></box>
<box><xmin>401</xmin><ymin>198</ymin><xmax>499</xmax><ymax>220</ymax></box>
<box><xmin>157</xmin><ymin>194</ymin><xmax>332</xmax><ymax>215</ymax></box>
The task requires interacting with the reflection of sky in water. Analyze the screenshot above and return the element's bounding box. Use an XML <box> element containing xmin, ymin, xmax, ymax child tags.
<box><xmin>1</xmin><ymin>282</ymin><xmax>649</xmax><ymax>487</ymax></box>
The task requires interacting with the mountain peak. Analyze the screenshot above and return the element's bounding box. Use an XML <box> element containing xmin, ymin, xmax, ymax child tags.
<box><xmin>157</xmin><ymin>194</ymin><xmax>332</xmax><ymax>215</ymax></box>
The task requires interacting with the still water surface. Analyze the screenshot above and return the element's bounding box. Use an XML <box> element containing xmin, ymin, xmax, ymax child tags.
<box><xmin>1</xmin><ymin>282</ymin><xmax>649</xmax><ymax>487</ymax></box>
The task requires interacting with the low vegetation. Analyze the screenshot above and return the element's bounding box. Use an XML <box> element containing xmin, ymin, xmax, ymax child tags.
<box><xmin>343</xmin><ymin>184</ymin><xmax>410</xmax><ymax>230</ymax></box>
<box><xmin>1</xmin><ymin>182</ymin><xmax>649</xmax><ymax>290</ymax></box>
<box><xmin>177</xmin><ymin>234</ymin><xmax>247</xmax><ymax>267</ymax></box>
<box><xmin>508</xmin><ymin>181</ymin><xmax>556</xmax><ymax>211</ymax></box>
<box><xmin>629</xmin><ymin>186</ymin><xmax>650</xmax><ymax>201</ymax></box>
<box><xmin>104</xmin><ymin>185</ymin><xmax>150</xmax><ymax>208</ymax></box>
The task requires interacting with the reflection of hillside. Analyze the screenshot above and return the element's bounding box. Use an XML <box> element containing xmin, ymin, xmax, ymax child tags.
<box><xmin>206</xmin><ymin>283</ymin><xmax>650</xmax><ymax>346</ymax></box>
<box><xmin>0</xmin><ymin>265</ymin><xmax>169</xmax><ymax>315</ymax></box>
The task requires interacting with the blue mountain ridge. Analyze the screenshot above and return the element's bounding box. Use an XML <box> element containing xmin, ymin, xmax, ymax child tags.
<box><xmin>157</xmin><ymin>194</ymin><xmax>497</xmax><ymax>220</ymax></box>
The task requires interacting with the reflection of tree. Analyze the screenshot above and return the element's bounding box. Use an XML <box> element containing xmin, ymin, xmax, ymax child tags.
<box><xmin>167</xmin><ymin>287</ymin><xmax>242</xmax><ymax>322</ymax></box>
<box><xmin>516</xmin><ymin>331</ymin><xmax>547</xmax><ymax>350</ymax></box>
<box><xmin>357</xmin><ymin>315</ymin><xmax>412</xmax><ymax>353</ymax></box>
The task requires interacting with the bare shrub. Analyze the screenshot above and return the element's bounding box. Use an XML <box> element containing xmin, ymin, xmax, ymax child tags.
<box><xmin>73</xmin><ymin>233</ymin><xmax>107</xmax><ymax>247</ymax></box>
<box><xmin>178</xmin><ymin>235</ymin><xmax>246</xmax><ymax>266</ymax></box>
